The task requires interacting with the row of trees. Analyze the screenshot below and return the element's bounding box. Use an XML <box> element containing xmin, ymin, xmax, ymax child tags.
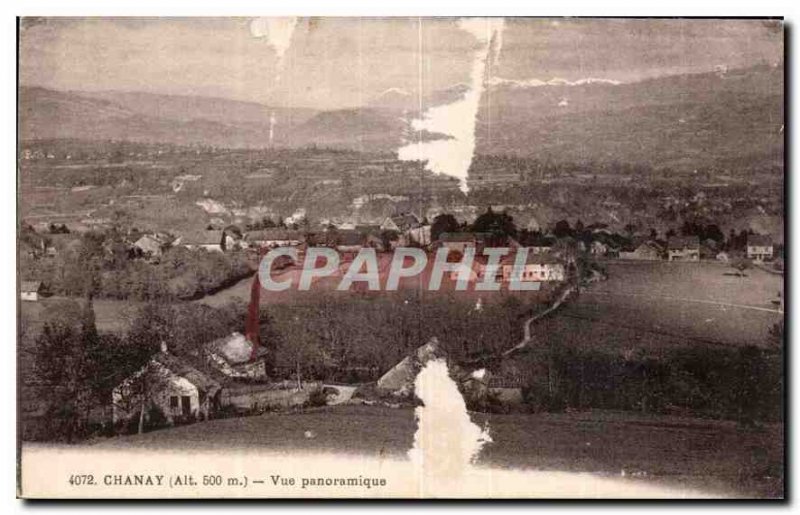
<box><xmin>430</xmin><ymin>209</ymin><xmax>775</xmax><ymax>261</ymax></box>
<box><xmin>26</xmin><ymin>300</ymin><xmax>247</xmax><ymax>441</ymax></box>
<box><xmin>21</xmin><ymin>228</ymin><xmax>253</xmax><ymax>301</ymax></box>
<box><xmin>266</xmin><ymin>292</ymin><xmax>536</xmax><ymax>383</ymax></box>
<box><xmin>430</xmin><ymin>208</ymin><xmax>518</xmax><ymax>242</ymax></box>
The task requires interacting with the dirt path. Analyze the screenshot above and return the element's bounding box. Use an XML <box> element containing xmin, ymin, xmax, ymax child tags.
<box><xmin>502</xmin><ymin>284</ymin><xmax>576</xmax><ymax>357</ymax></box>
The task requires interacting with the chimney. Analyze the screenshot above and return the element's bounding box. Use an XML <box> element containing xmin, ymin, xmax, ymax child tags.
<box><xmin>160</xmin><ymin>341</ymin><xmax>168</xmax><ymax>353</ymax></box>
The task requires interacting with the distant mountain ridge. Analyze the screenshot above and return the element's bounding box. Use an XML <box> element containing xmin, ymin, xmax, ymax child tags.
<box><xmin>19</xmin><ymin>86</ymin><xmax>310</xmax><ymax>148</ymax></box>
<box><xmin>19</xmin><ymin>64</ymin><xmax>783</xmax><ymax>171</ymax></box>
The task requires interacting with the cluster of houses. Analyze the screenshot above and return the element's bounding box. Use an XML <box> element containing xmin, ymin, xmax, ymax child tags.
<box><xmin>111</xmin><ymin>332</ymin><xmax>298</xmax><ymax>426</ymax></box>
<box><xmin>140</xmin><ymin>213</ymin><xmax>432</xmax><ymax>257</ymax></box>
<box><xmin>439</xmin><ymin>232</ymin><xmax>568</xmax><ymax>284</ymax></box>
<box><xmin>19</xmin><ymin>209</ymin><xmax>779</xmax><ymax>304</ymax></box>
<box><xmin>590</xmin><ymin>232</ymin><xmax>776</xmax><ymax>264</ymax></box>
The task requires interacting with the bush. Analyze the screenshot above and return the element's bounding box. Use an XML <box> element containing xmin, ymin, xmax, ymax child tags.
<box><xmin>304</xmin><ymin>388</ymin><xmax>329</xmax><ymax>408</ymax></box>
<box><xmin>465</xmin><ymin>389</ymin><xmax>513</xmax><ymax>414</ymax></box>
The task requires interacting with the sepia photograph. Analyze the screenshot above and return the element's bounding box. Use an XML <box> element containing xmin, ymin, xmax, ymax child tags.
<box><xmin>15</xmin><ymin>15</ymin><xmax>785</xmax><ymax>499</ymax></box>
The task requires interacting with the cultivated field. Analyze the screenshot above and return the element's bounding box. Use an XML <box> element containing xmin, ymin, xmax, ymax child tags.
<box><xmin>83</xmin><ymin>404</ymin><xmax>783</xmax><ymax>498</ymax></box>
<box><xmin>542</xmin><ymin>261</ymin><xmax>784</xmax><ymax>352</ymax></box>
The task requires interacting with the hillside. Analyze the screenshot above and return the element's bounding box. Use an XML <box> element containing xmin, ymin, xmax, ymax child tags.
<box><xmin>474</xmin><ymin>64</ymin><xmax>784</xmax><ymax>171</ymax></box>
<box><xmin>18</xmin><ymin>87</ymin><xmax>316</xmax><ymax>149</ymax></box>
<box><xmin>278</xmin><ymin>108</ymin><xmax>408</xmax><ymax>151</ymax></box>
<box><xmin>19</xmin><ymin>65</ymin><xmax>783</xmax><ymax>173</ymax></box>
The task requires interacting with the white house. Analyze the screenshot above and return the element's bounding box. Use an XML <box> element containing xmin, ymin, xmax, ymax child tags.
<box><xmin>179</xmin><ymin>230</ymin><xmax>225</xmax><ymax>252</ymax></box>
<box><xmin>133</xmin><ymin>234</ymin><xmax>171</xmax><ymax>259</ymax></box>
<box><xmin>746</xmin><ymin>234</ymin><xmax>774</xmax><ymax>262</ymax></box>
<box><xmin>667</xmin><ymin>236</ymin><xmax>700</xmax><ymax>262</ymax></box>
<box><xmin>20</xmin><ymin>281</ymin><xmax>42</xmax><ymax>302</ymax></box>
<box><xmin>501</xmin><ymin>252</ymin><xmax>565</xmax><ymax>282</ymax></box>
<box><xmin>112</xmin><ymin>348</ymin><xmax>221</xmax><ymax>425</ymax></box>
<box><xmin>244</xmin><ymin>229</ymin><xmax>304</xmax><ymax>249</ymax></box>
<box><xmin>619</xmin><ymin>241</ymin><xmax>663</xmax><ymax>261</ymax></box>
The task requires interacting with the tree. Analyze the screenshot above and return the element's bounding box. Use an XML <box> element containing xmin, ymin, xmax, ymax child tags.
<box><xmin>553</xmin><ymin>220</ymin><xmax>572</xmax><ymax>239</ymax></box>
<box><xmin>430</xmin><ymin>213</ymin><xmax>460</xmax><ymax>241</ymax></box>
<box><xmin>704</xmin><ymin>224</ymin><xmax>724</xmax><ymax>245</ymax></box>
<box><xmin>33</xmin><ymin>298</ymin><xmax>116</xmax><ymax>441</ymax></box>
<box><xmin>471</xmin><ymin>208</ymin><xmax>518</xmax><ymax>239</ymax></box>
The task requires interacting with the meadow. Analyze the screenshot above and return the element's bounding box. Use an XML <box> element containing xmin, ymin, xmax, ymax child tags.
<box><xmin>81</xmin><ymin>404</ymin><xmax>783</xmax><ymax>498</ymax></box>
<box><xmin>545</xmin><ymin>261</ymin><xmax>783</xmax><ymax>352</ymax></box>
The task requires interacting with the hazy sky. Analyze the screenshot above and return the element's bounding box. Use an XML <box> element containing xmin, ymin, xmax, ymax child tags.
<box><xmin>19</xmin><ymin>17</ymin><xmax>783</xmax><ymax>109</ymax></box>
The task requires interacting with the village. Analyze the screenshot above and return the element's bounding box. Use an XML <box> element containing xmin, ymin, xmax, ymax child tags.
<box><xmin>15</xmin><ymin>16</ymin><xmax>786</xmax><ymax>500</ymax></box>
<box><xmin>18</xmin><ymin>200</ymin><xmax>784</xmax><ymax>441</ymax></box>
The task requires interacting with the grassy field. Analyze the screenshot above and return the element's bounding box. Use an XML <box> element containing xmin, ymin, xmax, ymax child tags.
<box><xmin>544</xmin><ymin>261</ymin><xmax>784</xmax><ymax>352</ymax></box>
<box><xmin>84</xmin><ymin>404</ymin><xmax>783</xmax><ymax>498</ymax></box>
<box><xmin>592</xmin><ymin>261</ymin><xmax>783</xmax><ymax>308</ymax></box>
<box><xmin>20</xmin><ymin>296</ymin><xmax>142</xmax><ymax>334</ymax></box>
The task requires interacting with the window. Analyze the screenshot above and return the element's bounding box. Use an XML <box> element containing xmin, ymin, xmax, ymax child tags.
<box><xmin>169</xmin><ymin>396</ymin><xmax>178</xmax><ymax>409</ymax></box>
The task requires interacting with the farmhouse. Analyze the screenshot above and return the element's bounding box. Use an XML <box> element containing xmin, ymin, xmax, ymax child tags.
<box><xmin>501</xmin><ymin>252</ymin><xmax>565</xmax><ymax>282</ymax></box>
<box><xmin>438</xmin><ymin>232</ymin><xmax>489</xmax><ymax>254</ymax></box>
<box><xmin>133</xmin><ymin>233</ymin><xmax>172</xmax><ymax>259</ymax></box>
<box><xmin>746</xmin><ymin>234</ymin><xmax>774</xmax><ymax>262</ymax></box>
<box><xmin>205</xmin><ymin>332</ymin><xmax>268</xmax><ymax>379</ymax></box>
<box><xmin>589</xmin><ymin>240</ymin><xmax>609</xmax><ymax>256</ymax></box>
<box><xmin>377</xmin><ymin>338</ymin><xmax>442</xmax><ymax>394</ymax></box>
<box><xmin>619</xmin><ymin>241</ymin><xmax>663</xmax><ymax>261</ymax></box>
<box><xmin>112</xmin><ymin>347</ymin><xmax>222</xmax><ymax>425</ymax></box>
<box><xmin>667</xmin><ymin>236</ymin><xmax>700</xmax><ymax>262</ymax></box>
<box><xmin>179</xmin><ymin>230</ymin><xmax>225</xmax><ymax>252</ymax></box>
<box><xmin>380</xmin><ymin>213</ymin><xmax>420</xmax><ymax>233</ymax></box>
<box><xmin>245</xmin><ymin>229</ymin><xmax>304</xmax><ymax>249</ymax></box>
<box><xmin>460</xmin><ymin>368</ymin><xmax>525</xmax><ymax>406</ymax></box>
<box><xmin>20</xmin><ymin>280</ymin><xmax>43</xmax><ymax>302</ymax></box>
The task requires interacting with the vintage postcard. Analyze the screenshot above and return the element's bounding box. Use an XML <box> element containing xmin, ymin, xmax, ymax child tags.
<box><xmin>16</xmin><ymin>16</ymin><xmax>784</xmax><ymax>499</ymax></box>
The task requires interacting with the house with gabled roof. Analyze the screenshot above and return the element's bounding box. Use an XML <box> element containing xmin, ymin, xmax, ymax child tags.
<box><xmin>179</xmin><ymin>230</ymin><xmax>225</xmax><ymax>252</ymax></box>
<box><xmin>20</xmin><ymin>280</ymin><xmax>43</xmax><ymax>302</ymax></box>
<box><xmin>380</xmin><ymin>213</ymin><xmax>420</xmax><ymax>233</ymax></box>
<box><xmin>667</xmin><ymin>236</ymin><xmax>700</xmax><ymax>262</ymax></box>
<box><xmin>619</xmin><ymin>240</ymin><xmax>663</xmax><ymax>261</ymax></box>
<box><xmin>501</xmin><ymin>251</ymin><xmax>565</xmax><ymax>282</ymax></box>
<box><xmin>133</xmin><ymin>233</ymin><xmax>173</xmax><ymax>259</ymax></box>
<box><xmin>746</xmin><ymin>234</ymin><xmax>774</xmax><ymax>262</ymax></box>
<box><xmin>112</xmin><ymin>346</ymin><xmax>222</xmax><ymax>425</ymax></box>
<box><xmin>244</xmin><ymin>229</ymin><xmax>304</xmax><ymax>249</ymax></box>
